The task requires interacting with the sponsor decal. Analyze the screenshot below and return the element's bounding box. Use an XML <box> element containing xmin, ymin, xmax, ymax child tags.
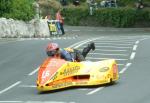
<box><xmin>60</xmin><ymin>66</ymin><xmax>80</xmax><ymax>76</ymax></box>
<box><xmin>42</xmin><ymin>70</ymin><xmax>50</xmax><ymax>79</ymax></box>
<box><xmin>52</xmin><ymin>82</ymin><xmax>73</xmax><ymax>88</ymax></box>
<box><xmin>51</xmin><ymin>72</ymin><xmax>58</xmax><ymax>80</ymax></box>
<box><xmin>76</xmin><ymin>81</ymin><xmax>88</xmax><ymax>85</ymax></box>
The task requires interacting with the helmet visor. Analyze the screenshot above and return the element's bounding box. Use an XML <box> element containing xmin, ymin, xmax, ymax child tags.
<box><xmin>47</xmin><ymin>50</ymin><xmax>57</xmax><ymax>57</ymax></box>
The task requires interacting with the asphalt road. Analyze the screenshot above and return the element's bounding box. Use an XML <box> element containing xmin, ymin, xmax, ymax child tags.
<box><xmin>0</xmin><ymin>27</ymin><xmax>150</xmax><ymax>103</ymax></box>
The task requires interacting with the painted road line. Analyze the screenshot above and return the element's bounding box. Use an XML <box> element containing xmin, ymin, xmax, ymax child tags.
<box><xmin>26</xmin><ymin>101</ymin><xmax>71</xmax><ymax>103</ymax></box>
<box><xmin>94</xmin><ymin>38</ymin><xmax>136</xmax><ymax>41</ymax></box>
<box><xmin>87</xmin><ymin>30</ymin><xmax>93</xmax><ymax>31</ymax></box>
<box><xmin>69</xmin><ymin>39</ymin><xmax>91</xmax><ymax>48</ymax></box>
<box><xmin>72</xmin><ymin>30</ymin><xmax>80</xmax><ymax>31</ymax></box>
<box><xmin>0</xmin><ymin>81</ymin><xmax>21</xmax><ymax>94</ymax></box>
<box><xmin>95</xmin><ymin>39</ymin><xmax>136</xmax><ymax>42</ymax></box>
<box><xmin>0</xmin><ymin>40</ymin><xmax>19</xmax><ymax>45</ymax></box>
<box><xmin>140</xmin><ymin>38</ymin><xmax>148</xmax><ymax>41</ymax></box>
<box><xmin>133</xmin><ymin>45</ymin><xmax>137</xmax><ymax>51</ymax></box>
<box><xmin>95</xmin><ymin>42</ymin><xmax>133</xmax><ymax>46</ymax></box>
<box><xmin>119</xmin><ymin>63</ymin><xmax>132</xmax><ymax>74</ymax></box>
<box><xmin>117</xmin><ymin>64</ymin><xmax>124</xmax><ymax>66</ymax></box>
<box><xmin>97</xmin><ymin>30</ymin><xmax>105</xmax><ymax>31</ymax></box>
<box><xmin>94</xmin><ymin>41</ymin><xmax>134</xmax><ymax>44</ymax></box>
<box><xmin>28</xmin><ymin>67</ymin><xmax>39</xmax><ymax>76</ymax></box>
<box><xmin>0</xmin><ymin>101</ymin><xmax>74</xmax><ymax>103</ymax></box>
<box><xmin>95</xmin><ymin>49</ymin><xmax>127</xmax><ymax>52</ymax></box>
<box><xmin>96</xmin><ymin>45</ymin><xmax>132</xmax><ymax>49</ymax></box>
<box><xmin>86</xmin><ymin>87</ymin><xmax>104</xmax><ymax>95</ymax></box>
<box><xmin>130</xmin><ymin>52</ymin><xmax>136</xmax><ymax>60</ymax></box>
<box><xmin>74</xmin><ymin>37</ymin><xmax>103</xmax><ymax>49</ymax></box>
<box><xmin>135</xmin><ymin>40</ymin><xmax>139</xmax><ymax>44</ymax></box>
<box><xmin>19</xmin><ymin>85</ymin><xmax>36</xmax><ymax>88</ymax></box>
<box><xmin>78</xmin><ymin>89</ymin><xmax>89</xmax><ymax>91</ymax></box>
<box><xmin>86</xmin><ymin>57</ymin><xmax>128</xmax><ymax>61</ymax></box>
<box><xmin>0</xmin><ymin>101</ymin><xmax>22</xmax><ymax>103</ymax></box>
<box><xmin>89</xmin><ymin>53</ymin><xmax>128</xmax><ymax>56</ymax></box>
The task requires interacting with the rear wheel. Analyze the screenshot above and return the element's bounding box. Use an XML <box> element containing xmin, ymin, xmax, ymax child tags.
<box><xmin>109</xmin><ymin>78</ymin><xmax>115</xmax><ymax>85</ymax></box>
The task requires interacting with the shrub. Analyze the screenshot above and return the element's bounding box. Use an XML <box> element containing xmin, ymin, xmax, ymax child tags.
<box><xmin>1</xmin><ymin>0</ymin><xmax>35</xmax><ymax>21</ymax></box>
<box><xmin>62</xmin><ymin>7</ymin><xmax>150</xmax><ymax>27</ymax></box>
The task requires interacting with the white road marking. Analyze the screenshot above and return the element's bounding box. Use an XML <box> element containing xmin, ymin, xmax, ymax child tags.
<box><xmin>119</xmin><ymin>63</ymin><xmax>132</xmax><ymax>74</ymax></box>
<box><xmin>25</xmin><ymin>101</ymin><xmax>71</xmax><ymax>103</ymax></box>
<box><xmin>74</xmin><ymin>37</ymin><xmax>103</xmax><ymax>49</ymax></box>
<box><xmin>0</xmin><ymin>81</ymin><xmax>21</xmax><ymax>94</ymax></box>
<box><xmin>130</xmin><ymin>52</ymin><xmax>136</xmax><ymax>60</ymax></box>
<box><xmin>140</xmin><ymin>38</ymin><xmax>148</xmax><ymax>41</ymax></box>
<box><xmin>0</xmin><ymin>101</ymin><xmax>75</xmax><ymax>103</ymax></box>
<box><xmin>94</xmin><ymin>40</ymin><xmax>135</xmax><ymax>42</ymax></box>
<box><xmin>86</xmin><ymin>57</ymin><xmax>128</xmax><ymax>61</ymax></box>
<box><xmin>117</xmin><ymin>64</ymin><xmax>124</xmax><ymax>66</ymax></box>
<box><xmin>0</xmin><ymin>40</ymin><xmax>20</xmax><ymax>45</ymax></box>
<box><xmin>86</xmin><ymin>87</ymin><xmax>104</xmax><ymax>95</ymax></box>
<box><xmin>19</xmin><ymin>85</ymin><xmax>36</xmax><ymax>88</ymax></box>
<box><xmin>95</xmin><ymin>49</ymin><xmax>127</xmax><ymax>52</ymax></box>
<box><xmin>28</xmin><ymin>67</ymin><xmax>39</xmax><ymax>76</ymax></box>
<box><xmin>97</xmin><ymin>30</ymin><xmax>105</xmax><ymax>31</ymax></box>
<box><xmin>72</xmin><ymin>30</ymin><xmax>80</xmax><ymax>31</ymax></box>
<box><xmin>89</xmin><ymin>53</ymin><xmax>128</xmax><ymax>56</ymax></box>
<box><xmin>96</xmin><ymin>45</ymin><xmax>132</xmax><ymax>49</ymax></box>
<box><xmin>133</xmin><ymin>45</ymin><xmax>137</xmax><ymax>51</ymax></box>
<box><xmin>69</xmin><ymin>39</ymin><xmax>91</xmax><ymax>48</ymax></box>
<box><xmin>78</xmin><ymin>89</ymin><xmax>89</xmax><ymax>90</ymax></box>
<box><xmin>135</xmin><ymin>40</ymin><xmax>139</xmax><ymax>44</ymax></box>
<box><xmin>95</xmin><ymin>42</ymin><xmax>133</xmax><ymax>46</ymax></box>
<box><xmin>0</xmin><ymin>101</ymin><xmax>22</xmax><ymax>103</ymax></box>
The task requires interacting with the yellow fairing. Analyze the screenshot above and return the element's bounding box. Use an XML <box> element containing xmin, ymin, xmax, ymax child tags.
<box><xmin>37</xmin><ymin>59</ymin><xmax>119</xmax><ymax>92</ymax></box>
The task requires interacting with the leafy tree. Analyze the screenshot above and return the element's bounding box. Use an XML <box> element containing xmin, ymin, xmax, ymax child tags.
<box><xmin>0</xmin><ymin>0</ymin><xmax>13</xmax><ymax>17</ymax></box>
<box><xmin>0</xmin><ymin>0</ymin><xmax>35</xmax><ymax>21</ymax></box>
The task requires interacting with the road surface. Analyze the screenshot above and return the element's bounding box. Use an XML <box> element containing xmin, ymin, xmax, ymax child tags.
<box><xmin>0</xmin><ymin>26</ymin><xmax>150</xmax><ymax>103</ymax></box>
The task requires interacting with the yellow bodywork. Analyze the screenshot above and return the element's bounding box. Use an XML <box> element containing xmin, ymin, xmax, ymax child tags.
<box><xmin>37</xmin><ymin>59</ymin><xmax>119</xmax><ymax>92</ymax></box>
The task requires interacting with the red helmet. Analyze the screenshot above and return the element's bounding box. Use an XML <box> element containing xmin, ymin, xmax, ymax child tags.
<box><xmin>46</xmin><ymin>43</ymin><xmax>59</xmax><ymax>51</ymax></box>
<box><xmin>46</xmin><ymin>43</ymin><xmax>59</xmax><ymax>56</ymax></box>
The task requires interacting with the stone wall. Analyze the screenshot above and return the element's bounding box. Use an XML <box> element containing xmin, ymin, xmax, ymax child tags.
<box><xmin>0</xmin><ymin>18</ymin><xmax>50</xmax><ymax>38</ymax></box>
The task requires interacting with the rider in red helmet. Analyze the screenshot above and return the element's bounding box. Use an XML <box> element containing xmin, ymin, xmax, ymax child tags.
<box><xmin>46</xmin><ymin>42</ymin><xmax>95</xmax><ymax>62</ymax></box>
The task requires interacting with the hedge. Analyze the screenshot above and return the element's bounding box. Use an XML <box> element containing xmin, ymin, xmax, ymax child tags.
<box><xmin>62</xmin><ymin>7</ymin><xmax>150</xmax><ymax>27</ymax></box>
<box><xmin>0</xmin><ymin>0</ymin><xmax>35</xmax><ymax>21</ymax></box>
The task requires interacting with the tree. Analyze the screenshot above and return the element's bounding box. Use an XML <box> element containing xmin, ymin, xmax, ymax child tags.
<box><xmin>0</xmin><ymin>0</ymin><xmax>13</xmax><ymax>17</ymax></box>
<box><xmin>0</xmin><ymin>0</ymin><xmax>35</xmax><ymax>21</ymax></box>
